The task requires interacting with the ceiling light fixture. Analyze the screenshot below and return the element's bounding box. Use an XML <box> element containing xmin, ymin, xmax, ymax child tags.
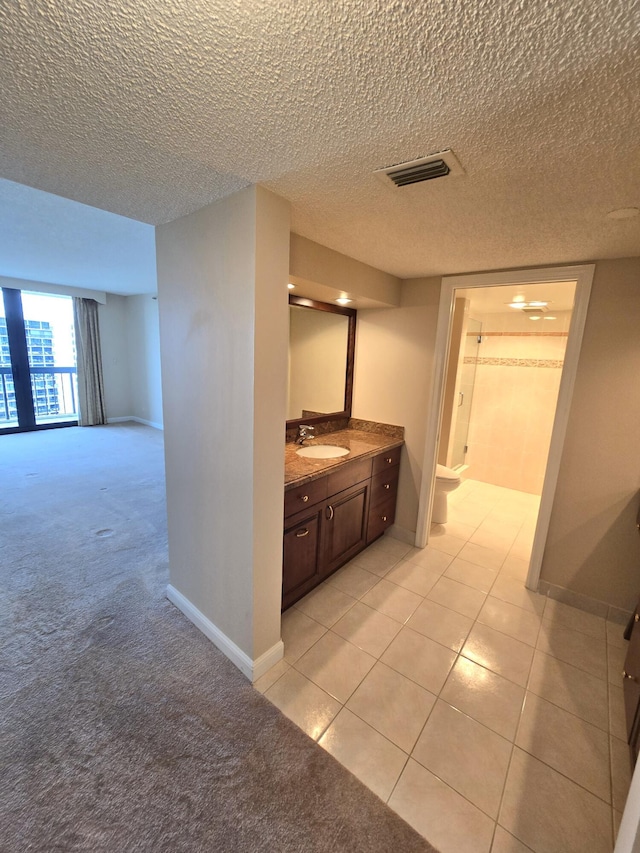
<box><xmin>336</xmin><ymin>297</ymin><xmax>352</xmax><ymax>305</ymax></box>
<box><xmin>507</xmin><ymin>301</ymin><xmax>549</xmax><ymax>310</ymax></box>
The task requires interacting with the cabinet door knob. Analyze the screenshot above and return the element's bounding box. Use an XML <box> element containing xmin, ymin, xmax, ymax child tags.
<box><xmin>300</xmin><ymin>495</ymin><xmax>309</xmax><ymax>502</ymax></box>
<box><xmin>383</xmin><ymin>483</ymin><xmax>390</xmax><ymax>490</ymax></box>
<box><xmin>635</xmin><ymin>613</ymin><xmax>639</xmax><ymax>623</ymax></box>
<box><xmin>326</xmin><ymin>505</ymin><xmax>334</xmax><ymax>521</ymax></box>
<box><xmin>381</xmin><ymin>515</ymin><xmax>388</xmax><ymax>522</ymax></box>
<box><xmin>295</xmin><ymin>528</ymin><xmax>310</xmax><ymax>538</ymax></box>
<box><xmin>624</xmin><ymin>670</ymin><xmax>636</xmax><ymax>681</ymax></box>
<box><xmin>385</xmin><ymin>457</ymin><xmax>392</xmax><ymax>464</ymax></box>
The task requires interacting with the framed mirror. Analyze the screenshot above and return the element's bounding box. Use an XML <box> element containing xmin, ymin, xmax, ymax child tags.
<box><xmin>287</xmin><ymin>295</ymin><xmax>356</xmax><ymax>429</ymax></box>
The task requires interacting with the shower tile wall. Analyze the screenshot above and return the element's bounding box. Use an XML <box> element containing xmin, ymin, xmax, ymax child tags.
<box><xmin>465</xmin><ymin>311</ymin><xmax>571</xmax><ymax>494</ymax></box>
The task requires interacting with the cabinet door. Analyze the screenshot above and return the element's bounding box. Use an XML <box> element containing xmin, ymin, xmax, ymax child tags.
<box><xmin>321</xmin><ymin>481</ymin><xmax>370</xmax><ymax>577</ymax></box>
<box><xmin>282</xmin><ymin>507</ymin><xmax>323</xmax><ymax>609</ymax></box>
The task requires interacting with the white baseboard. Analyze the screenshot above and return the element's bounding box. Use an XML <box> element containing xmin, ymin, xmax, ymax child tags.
<box><xmin>388</xmin><ymin>523</ymin><xmax>417</xmax><ymax>546</ymax></box>
<box><xmin>165</xmin><ymin>584</ymin><xmax>284</xmax><ymax>682</ymax></box>
<box><xmin>133</xmin><ymin>416</ymin><xmax>163</xmax><ymax>430</ymax></box>
<box><xmin>107</xmin><ymin>416</ymin><xmax>163</xmax><ymax>430</ymax></box>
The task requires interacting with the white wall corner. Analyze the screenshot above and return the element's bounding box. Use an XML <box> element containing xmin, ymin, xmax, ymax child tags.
<box><xmin>131</xmin><ymin>416</ymin><xmax>163</xmax><ymax>430</ymax></box>
<box><xmin>166</xmin><ymin>584</ymin><xmax>283</xmax><ymax>682</ymax></box>
<box><xmin>106</xmin><ymin>416</ymin><xmax>163</xmax><ymax>429</ymax></box>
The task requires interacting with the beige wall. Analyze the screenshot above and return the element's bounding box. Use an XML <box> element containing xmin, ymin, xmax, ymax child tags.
<box><xmin>156</xmin><ymin>185</ymin><xmax>289</xmax><ymax>665</ymax></box>
<box><xmin>252</xmin><ymin>188</ymin><xmax>291</xmax><ymax>657</ymax></box>
<box><xmin>125</xmin><ymin>294</ymin><xmax>163</xmax><ymax>428</ymax></box>
<box><xmin>98</xmin><ymin>292</ymin><xmax>164</xmax><ymax>427</ymax></box>
<box><xmin>353</xmin><ymin>278</ymin><xmax>441</xmax><ymax>537</ymax></box>
<box><xmin>290</xmin><ymin>233</ymin><xmax>401</xmax><ymax>306</ymax></box>
<box><xmin>541</xmin><ymin>258</ymin><xmax>640</xmax><ymax>611</ymax></box>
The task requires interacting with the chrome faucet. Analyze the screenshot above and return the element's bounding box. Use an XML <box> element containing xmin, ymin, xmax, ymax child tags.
<box><xmin>296</xmin><ymin>425</ymin><xmax>315</xmax><ymax>445</ymax></box>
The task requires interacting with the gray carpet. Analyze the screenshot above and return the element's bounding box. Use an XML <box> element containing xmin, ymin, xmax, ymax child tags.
<box><xmin>0</xmin><ymin>423</ymin><xmax>438</xmax><ymax>852</ymax></box>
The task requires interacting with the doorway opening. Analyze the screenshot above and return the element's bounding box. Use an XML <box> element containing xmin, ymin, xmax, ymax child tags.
<box><xmin>0</xmin><ymin>288</ymin><xmax>78</xmax><ymax>434</ymax></box>
<box><xmin>415</xmin><ymin>264</ymin><xmax>595</xmax><ymax>593</ymax></box>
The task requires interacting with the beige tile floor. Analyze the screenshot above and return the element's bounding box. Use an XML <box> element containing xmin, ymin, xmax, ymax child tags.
<box><xmin>258</xmin><ymin>479</ymin><xmax>634</xmax><ymax>853</ymax></box>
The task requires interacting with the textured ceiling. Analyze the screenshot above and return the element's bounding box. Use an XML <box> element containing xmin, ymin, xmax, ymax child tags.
<box><xmin>0</xmin><ymin>0</ymin><xmax>639</xmax><ymax>279</ymax></box>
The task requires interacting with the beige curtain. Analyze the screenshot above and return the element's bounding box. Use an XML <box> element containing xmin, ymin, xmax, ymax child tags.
<box><xmin>73</xmin><ymin>297</ymin><xmax>106</xmax><ymax>426</ymax></box>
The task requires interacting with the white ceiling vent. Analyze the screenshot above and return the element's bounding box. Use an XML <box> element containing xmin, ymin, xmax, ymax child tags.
<box><xmin>374</xmin><ymin>149</ymin><xmax>464</xmax><ymax>188</ymax></box>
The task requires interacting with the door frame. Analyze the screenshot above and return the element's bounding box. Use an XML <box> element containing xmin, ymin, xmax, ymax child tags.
<box><xmin>414</xmin><ymin>263</ymin><xmax>595</xmax><ymax>593</ymax></box>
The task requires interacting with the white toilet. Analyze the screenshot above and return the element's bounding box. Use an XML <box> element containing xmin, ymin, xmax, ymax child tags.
<box><xmin>433</xmin><ymin>464</ymin><xmax>461</xmax><ymax>524</ymax></box>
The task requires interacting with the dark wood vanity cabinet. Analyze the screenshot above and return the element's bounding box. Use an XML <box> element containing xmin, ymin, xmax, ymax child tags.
<box><xmin>623</xmin><ymin>505</ymin><xmax>640</xmax><ymax>760</ymax></box>
<box><xmin>282</xmin><ymin>447</ymin><xmax>401</xmax><ymax>610</ymax></box>
<box><xmin>624</xmin><ymin>604</ymin><xmax>640</xmax><ymax>760</ymax></box>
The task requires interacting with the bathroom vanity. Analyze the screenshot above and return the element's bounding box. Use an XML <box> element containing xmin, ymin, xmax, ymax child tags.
<box><xmin>283</xmin><ymin>294</ymin><xmax>403</xmax><ymax>608</ymax></box>
<box><xmin>623</xmin><ymin>503</ymin><xmax>640</xmax><ymax>760</ymax></box>
<box><xmin>282</xmin><ymin>426</ymin><xmax>403</xmax><ymax>609</ymax></box>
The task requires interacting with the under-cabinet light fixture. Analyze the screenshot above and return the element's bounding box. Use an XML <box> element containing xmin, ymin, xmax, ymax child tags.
<box><xmin>287</xmin><ymin>283</ymin><xmax>295</xmax><ymax>289</ymax></box>
<box><xmin>336</xmin><ymin>297</ymin><xmax>352</xmax><ymax>305</ymax></box>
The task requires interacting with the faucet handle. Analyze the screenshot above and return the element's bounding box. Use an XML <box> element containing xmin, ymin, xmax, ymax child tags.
<box><xmin>297</xmin><ymin>425</ymin><xmax>315</xmax><ymax>443</ymax></box>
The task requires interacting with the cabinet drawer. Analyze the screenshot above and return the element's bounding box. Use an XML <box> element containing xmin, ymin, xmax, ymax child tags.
<box><xmin>326</xmin><ymin>457</ymin><xmax>372</xmax><ymax>496</ymax></box>
<box><xmin>372</xmin><ymin>446</ymin><xmax>401</xmax><ymax>475</ymax></box>
<box><xmin>284</xmin><ymin>476</ymin><xmax>327</xmax><ymax>518</ymax></box>
<box><xmin>367</xmin><ymin>497</ymin><xmax>396</xmax><ymax>543</ymax></box>
<box><xmin>370</xmin><ymin>467</ymin><xmax>399</xmax><ymax>509</ymax></box>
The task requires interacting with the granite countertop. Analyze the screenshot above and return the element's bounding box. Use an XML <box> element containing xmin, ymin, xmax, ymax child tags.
<box><xmin>285</xmin><ymin>427</ymin><xmax>404</xmax><ymax>489</ymax></box>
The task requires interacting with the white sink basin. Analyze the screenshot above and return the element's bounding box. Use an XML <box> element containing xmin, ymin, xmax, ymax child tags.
<box><xmin>296</xmin><ymin>444</ymin><xmax>350</xmax><ymax>459</ymax></box>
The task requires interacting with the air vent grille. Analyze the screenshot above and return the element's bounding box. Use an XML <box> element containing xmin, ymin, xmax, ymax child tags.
<box><xmin>386</xmin><ymin>159</ymin><xmax>450</xmax><ymax>187</ymax></box>
<box><xmin>374</xmin><ymin>150</ymin><xmax>464</xmax><ymax>188</ymax></box>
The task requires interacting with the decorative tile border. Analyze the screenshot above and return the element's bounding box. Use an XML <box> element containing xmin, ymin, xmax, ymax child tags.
<box><xmin>464</xmin><ymin>357</ymin><xmax>564</xmax><ymax>368</ymax></box>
